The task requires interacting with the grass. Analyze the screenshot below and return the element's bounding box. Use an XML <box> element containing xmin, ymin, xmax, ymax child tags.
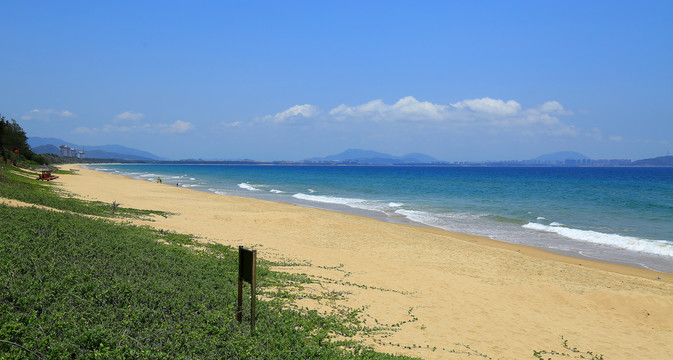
<box><xmin>0</xmin><ymin>164</ymin><xmax>415</xmax><ymax>359</ymax></box>
<box><xmin>0</xmin><ymin>164</ymin><xmax>168</xmax><ymax>219</ymax></box>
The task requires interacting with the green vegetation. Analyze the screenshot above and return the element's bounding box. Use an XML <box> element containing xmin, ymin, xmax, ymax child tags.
<box><xmin>0</xmin><ymin>164</ymin><xmax>167</xmax><ymax>219</ymax></box>
<box><xmin>0</xmin><ymin>163</ymin><xmax>415</xmax><ymax>359</ymax></box>
<box><xmin>0</xmin><ymin>205</ymin><xmax>414</xmax><ymax>359</ymax></box>
<box><xmin>0</xmin><ymin>116</ymin><xmax>48</xmax><ymax>167</ymax></box>
<box><xmin>532</xmin><ymin>336</ymin><xmax>604</xmax><ymax>360</ymax></box>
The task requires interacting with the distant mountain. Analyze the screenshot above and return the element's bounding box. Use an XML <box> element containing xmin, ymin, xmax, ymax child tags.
<box><xmin>29</xmin><ymin>137</ymin><xmax>78</xmax><ymax>148</ymax></box>
<box><xmin>533</xmin><ymin>151</ymin><xmax>589</xmax><ymax>161</ymax></box>
<box><xmin>80</xmin><ymin>150</ymin><xmax>161</xmax><ymax>161</ymax></box>
<box><xmin>308</xmin><ymin>149</ymin><xmax>440</xmax><ymax>164</ymax></box>
<box><xmin>631</xmin><ymin>155</ymin><xmax>673</xmax><ymax>166</ymax></box>
<box><xmin>28</xmin><ymin>137</ymin><xmax>166</xmax><ymax>161</ymax></box>
<box><xmin>80</xmin><ymin>144</ymin><xmax>165</xmax><ymax>161</ymax></box>
<box><xmin>399</xmin><ymin>152</ymin><xmax>438</xmax><ymax>163</ymax></box>
<box><xmin>318</xmin><ymin>149</ymin><xmax>392</xmax><ymax>161</ymax></box>
<box><xmin>32</xmin><ymin>144</ymin><xmax>59</xmax><ymax>155</ymax></box>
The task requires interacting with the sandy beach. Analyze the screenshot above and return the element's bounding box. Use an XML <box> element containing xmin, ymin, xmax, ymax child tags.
<box><xmin>34</xmin><ymin>165</ymin><xmax>673</xmax><ymax>359</ymax></box>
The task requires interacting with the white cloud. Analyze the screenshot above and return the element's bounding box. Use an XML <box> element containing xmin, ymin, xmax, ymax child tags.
<box><xmin>609</xmin><ymin>136</ymin><xmax>623</xmax><ymax>142</ymax></box>
<box><xmin>98</xmin><ymin>120</ymin><xmax>193</xmax><ymax>134</ymax></box>
<box><xmin>264</xmin><ymin>104</ymin><xmax>320</xmax><ymax>124</ymax></box>
<box><xmin>392</xmin><ymin>96</ymin><xmax>449</xmax><ymax>120</ymax></box>
<box><xmin>330</xmin><ymin>96</ymin><xmax>448</xmax><ymax>122</ymax></box>
<box><xmin>116</xmin><ymin>111</ymin><xmax>145</xmax><ymax>121</ymax></box>
<box><xmin>21</xmin><ymin>108</ymin><xmax>75</xmax><ymax>121</ymax></box>
<box><xmin>537</xmin><ymin>101</ymin><xmax>571</xmax><ymax>115</ymax></box>
<box><xmin>451</xmin><ymin>98</ymin><xmax>521</xmax><ymax>116</ymax></box>
<box><xmin>260</xmin><ymin>96</ymin><xmax>577</xmax><ymax>136</ymax></box>
<box><xmin>222</xmin><ymin>121</ymin><xmax>242</xmax><ymax>127</ymax></box>
<box><xmin>160</xmin><ymin>120</ymin><xmax>194</xmax><ymax>133</ymax></box>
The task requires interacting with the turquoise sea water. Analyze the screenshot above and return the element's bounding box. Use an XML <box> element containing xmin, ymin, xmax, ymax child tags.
<box><xmin>91</xmin><ymin>165</ymin><xmax>673</xmax><ymax>274</ymax></box>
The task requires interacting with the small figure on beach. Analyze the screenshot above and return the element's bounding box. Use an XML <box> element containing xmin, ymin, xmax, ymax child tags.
<box><xmin>176</xmin><ymin>182</ymin><xmax>179</xmax><ymax>187</ymax></box>
<box><xmin>157</xmin><ymin>177</ymin><xmax>162</xmax><ymax>183</ymax></box>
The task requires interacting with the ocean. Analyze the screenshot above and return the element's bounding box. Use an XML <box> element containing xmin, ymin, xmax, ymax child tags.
<box><xmin>90</xmin><ymin>164</ymin><xmax>673</xmax><ymax>274</ymax></box>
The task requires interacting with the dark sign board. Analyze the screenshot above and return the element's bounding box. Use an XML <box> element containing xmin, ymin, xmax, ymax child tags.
<box><xmin>239</xmin><ymin>247</ymin><xmax>256</xmax><ymax>283</ymax></box>
<box><xmin>237</xmin><ymin>246</ymin><xmax>257</xmax><ymax>332</ymax></box>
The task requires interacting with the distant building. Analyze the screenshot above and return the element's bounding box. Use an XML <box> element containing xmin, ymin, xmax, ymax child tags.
<box><xmin>59</xmin><ymin>145</ymin><xmax>84</xmax><ymax>158</ymax></box>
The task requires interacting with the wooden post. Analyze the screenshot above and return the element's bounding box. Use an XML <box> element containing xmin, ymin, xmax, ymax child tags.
<box><xmin>237</xmin><ymin>246</ymin><xmax>257</xmax><ymax>333</ymax></box>
<box><xmin>250</xmin><ymin>253</ymin><xmax>256</xmax><ymax>332</ymax></box>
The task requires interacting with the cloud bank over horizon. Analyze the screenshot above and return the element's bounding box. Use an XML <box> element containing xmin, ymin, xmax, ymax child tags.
<box><xmin>21</xmin><ymin>109</ymin><xmax>75</xmax><ymax>121</ymax></box>
<box><xmin>250</xmin><ymin>96</ymin><xmax>580</xmax><ymax>137</ymax></box>
<box><xmin>13</xmin><ymin>95</ymin><xmax>635</xmax><ymax>161</ymax></box>
<box><xmin>73</xmin><ymin>111</ymin><xmax>195</xmax><ymax>136</ymax></box>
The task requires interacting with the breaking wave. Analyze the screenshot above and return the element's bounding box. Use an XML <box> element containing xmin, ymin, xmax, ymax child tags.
<box><xmin>238</xmin><ymin>183</ymin><xmax>260</xmax><ymax>191</ymax></box>
<box><xmin>523</xmin><ymin>222</ymin><xmax>673</xmax><ymax>257</ymax></box>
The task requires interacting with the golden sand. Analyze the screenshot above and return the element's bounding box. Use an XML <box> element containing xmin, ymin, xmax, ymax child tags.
<box><xmin>40</xmin><ymin>165</ymin><xmax>673</xmax><ymax>359</ymax></box>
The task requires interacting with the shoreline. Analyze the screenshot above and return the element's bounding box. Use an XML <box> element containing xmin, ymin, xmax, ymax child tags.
<box><xmin>278</xmin><ymin>198</ymin><xmax>667</xmax><ymax>274</ymax></box>
<box><xmin>281</xmin><ymin>197</ymin><xmax>666</xmax><ymax>274</ymax></box>
<box><xmin>89</xmin><ymin>163</ymin><xmax>672</xmax><ymax>275</ymax></box>
<box><xmin>49</xmin><ymin>164</ymin><xmax>673</xmax><ymax>359</ymax></box>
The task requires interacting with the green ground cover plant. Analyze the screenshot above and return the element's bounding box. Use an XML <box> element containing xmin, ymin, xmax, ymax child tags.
<box><xmin>0</xmin><ymin>164</ymin><xmax>167</xmax><ymax>219</ymax></box>
<box><xmin>0</xmin><ymin>163</ymin><xmax>414</xmax><ymax>359</ymax></box>
<box><xmin>0</xmin><ymin>205</ymin><xmax>417</xmax><ymax>359</ymax></box>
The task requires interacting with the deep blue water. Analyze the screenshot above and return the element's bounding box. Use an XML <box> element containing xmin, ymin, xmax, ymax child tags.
<box><xmin>91</xmin><ymin>164</ymin><xmax>673</xmax><ymax>273</ymax></box>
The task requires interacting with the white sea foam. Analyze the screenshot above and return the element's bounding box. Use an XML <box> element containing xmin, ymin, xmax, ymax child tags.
<box><xmin>536</xmin><ymin>216</ymin><xmax>546</xmax><ymax>220</ymax></box>
<box><xmin>238</xmin><ymin>183</ymin><xmax>259</xmax><ymax>191</ymax></box>
<box><xmin>522</xmin><ymin>222</ymin><xmax>673</xmax><ymax>257</ymax></box>
<box><xmin>292</xmin><ymin>193</ymin><xmax>390</xmax><ymax>213</ymax></box>
<box><xmin>270</xmin><ymin>189</ymin><xmax>285</xmax><ymax>194</ymax></box>
<box><xmin>308</xmin><ymin>189</ymin><xmax>316</xmax><ymax>193</ymax></box>
<box><xmin>394</xmin><ymin>209</ymin><xmax>483</xmax><ymax>228</ymax></box>
<box><xmin>394</xmin><ymin>209</ymin><xmax>442</xmax><ymax>227</ymax></box>
<box><xmin>389</xmin><ymin>202</ymin><xmax>404</xmax><ymax>207</ymax></box>
<box><xmin>549</xmin><ymin>222</ymin><xmax>564</xmax><ymax>226</ymax></box>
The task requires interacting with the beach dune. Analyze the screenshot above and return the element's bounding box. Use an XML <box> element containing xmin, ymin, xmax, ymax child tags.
<box><xmin>51</xmin><ymin>166</ymin><xmax>673</xmax><ymax>360</ymax></box>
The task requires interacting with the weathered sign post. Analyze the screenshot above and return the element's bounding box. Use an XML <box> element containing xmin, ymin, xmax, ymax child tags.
<box><xmin>237</xmin><ymin>246</ymin><xmax>257</xmax><ymax>332</ymax></box>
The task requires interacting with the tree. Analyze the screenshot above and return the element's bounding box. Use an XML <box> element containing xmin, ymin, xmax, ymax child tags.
<box><xmin>0</xmin><ymin>114</ymin><xmax>40</xmax><ymax>165</ymax></box>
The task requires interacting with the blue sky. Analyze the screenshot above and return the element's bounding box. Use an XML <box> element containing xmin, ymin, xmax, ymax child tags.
<box><xmin>2</xmin><ymin>1</ymin><xmax>671</xmax><ymax>161</ymax></box>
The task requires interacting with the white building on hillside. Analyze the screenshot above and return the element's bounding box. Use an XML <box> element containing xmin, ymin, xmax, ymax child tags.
<box><xmin>59</xmin><ymin>145</ymin><xmax>84</xmax><ymax>158</ymax></box>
